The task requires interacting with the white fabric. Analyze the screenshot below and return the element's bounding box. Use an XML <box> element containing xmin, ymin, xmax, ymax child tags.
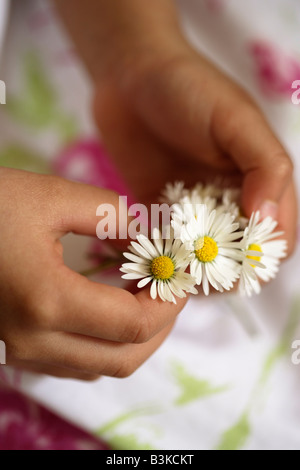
<box><xmin>0</xmin><ymin>0</ymin><xmax>9</xmax><ymax>61</ymax></box>
<box><xmin>1</xmin><ymin>0</ymin><xmax>300</xmax><ymax>450</ymax></box>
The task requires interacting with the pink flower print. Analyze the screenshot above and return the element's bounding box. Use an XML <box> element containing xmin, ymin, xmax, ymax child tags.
<box><xmin>54</xmin><ymin>138</ymin><xmax>134</xmax><ymax>202</ymax></box>
<box><xmin>0</xmin><ymin>386</ymin><xmax>108</xmax><ymax>450</ymax></box>
<box><xmin>249</xmin><ymin>41</ymin><xmax>300</xmax><ymax>98</ymax></box>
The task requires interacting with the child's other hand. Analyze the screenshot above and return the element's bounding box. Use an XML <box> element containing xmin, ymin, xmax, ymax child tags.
<box><xmin>0</xmin><ymin>168</ymin><xmax>186</xmax><ymax>380</ymax></box>
<box><xmin>94</xmin><ymin>40</ymin><xmax>297</xmax><ymax>257</ymax></box>
<box><xmin>55</xmin><ymin>0</ymin><xmax>296</xmax><ymax>254</ymax></box>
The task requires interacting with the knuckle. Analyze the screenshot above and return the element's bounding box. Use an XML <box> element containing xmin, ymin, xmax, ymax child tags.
<box><xmin>118</xmin><ymin>303</ymin><xmax>153</xmax><ymax>344</ymax></box>
<box><xmin>23</xmin><ymin>290</ymin><xmax>58</xmax><ymax>330</ymax></box>
<box><xmin>130</xmin><ymin>314</ymin><xmax>152</xmax><ymax>344</ymax></box>
<box><xmin>7</xmin><ymin>336</ymin><xmax>34</xmax><ymax>362</ymax></box>
<box><xmin>212</xmin><ymin>98</ymin><xmax>260</xmax><ymax>150</ymax></box>
<box><xmin>112</xmin><ymin>358</ymin><xmax>137</xmax><ymax>379</ymax></box>
<box><xmin>211</xmin><ymin>104</ymin><xmax>243</xmax><ymax>149</ymax></box>
<box><xmin>273</xmin><ymin>155</ymin><xmax>294</xmax><ymax>180</ymax></box>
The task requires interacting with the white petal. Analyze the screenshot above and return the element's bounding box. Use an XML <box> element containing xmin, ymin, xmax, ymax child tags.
<box><xmin>158</xmin><ymin>282</ymin><xmax>166</xmax><ymax>302</ymax></box>
<box><xmin>121</xmin><ymin>263</ymin><xmax>150</xmax><ymax>274</ymax></box>
<box><xmin>163</xmin><ymin>283</ymin><xmax>174</xmax><ymax>303</ymax></box>
<box><xmin>131</xmin><ymin>241</ymin><xmax>153</xmax><ymax>260</ymax></box>
<box><xmin>137</xmin><ymin>277</ymin><xmax>153</xmax><ymax>288</ymax></box>
<box><xmin>205</xmin><ymin>263</ymin><xmax>221</xmax><ymax>291</ymax></box>
<box><xmin>196</xmin><ymin>262</ymin><xmax>203</xmax><ymax>285</ymax></box>
<box><xmin>152</xmin><ymin>228</ymin><xmax>164</xmax><ymax>254</ymax></box>
<box><xmin>190</xmin><ymin>258</ymin><xmax>198</xmax><ymax>278</ymax></box>
<box><xmin>121</xmin><ymin>273</ymin><xmax>147</xmax><ymax>280</ymax></box>
<box><xmin>123</xmin><ymin>252</ymin><xmax>147</xmax><ymax>264</ymax></box>
<box><xmin>169</xmin><ymin>278</ymin><xmax>185</xmax><ymax>298</ymax></box>
<box><xmin>202</xmin><ymin>268</ymin><xmax>210</xmax><ymax>296</ymax></box>
<box><xmin>164</xmin><ymin>235</ymin><xmax>173</xmax><ymax>256</ymax></box>
<box><xmin>138</xmin><ymin>235</ymin><xmax>159</xmax><ymax>258</ymax></box>
<box><xmin>150</xmin><ymin>280</ymin><xmax>157</xmax><ymax>300</ymax></box>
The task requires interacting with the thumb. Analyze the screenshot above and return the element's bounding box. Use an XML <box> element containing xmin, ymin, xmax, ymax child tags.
<box><xmin>52</xmin><ymin>178</ymin><xmax>131</xmax><ymax>248</ymax></box>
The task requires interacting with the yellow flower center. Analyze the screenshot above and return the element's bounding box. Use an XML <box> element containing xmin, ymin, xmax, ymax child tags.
<box><xmin>194</xmin><ymin>236</ymin><xmax>218</xmax><ymax>263</ymax></box>
<box><xmin>151</xmin><ymin>256</ymin><xmax>175</xmax><ymax>280</ymax></box>
<box><xmin>247</xmin><ymin>243</ymin><xmax>263</xmax><ymax>267</ymax></box>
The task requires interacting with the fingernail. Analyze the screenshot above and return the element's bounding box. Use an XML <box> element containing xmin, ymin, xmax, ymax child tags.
<box><xmin>259</xmin><ymin>200</ymin><xmax>278</xmax><ymax>220</ymax></box>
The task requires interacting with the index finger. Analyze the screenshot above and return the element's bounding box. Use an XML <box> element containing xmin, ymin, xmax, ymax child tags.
<box><xmin>46</xmin><ymin>178</ymin><xmax>188</xmax><ymax>342</ymax></box>
<box><xmin>53</xmin><ymin>265</ymin><xmax>187</xmax><ymax>343</ymax></box>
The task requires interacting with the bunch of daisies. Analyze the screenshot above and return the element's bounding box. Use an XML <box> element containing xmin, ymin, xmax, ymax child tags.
<box><xmin>120</xmin><ymin>182</ymin><xmax>287</xmax><ymax>303</ymax></box>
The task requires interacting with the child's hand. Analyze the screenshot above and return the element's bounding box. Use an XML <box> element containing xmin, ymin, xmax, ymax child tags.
<box><xmin>55</xmin><ymin>0</ymin><xmax>297</xmax><ymax>255</ymax></box>
<box><xmin>0</xmin><ymin>168</ymin><xmax>186</xmax><ymax>380</ymax></box>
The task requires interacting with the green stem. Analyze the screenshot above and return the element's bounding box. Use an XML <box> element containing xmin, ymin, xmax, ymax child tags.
<box><xmin>80</xmin><ymin>259</ymin><xmax>120</xmax><ymax>277</ymax></box>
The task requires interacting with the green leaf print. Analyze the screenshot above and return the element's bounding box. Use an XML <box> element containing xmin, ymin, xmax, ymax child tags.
<box><xmin>216</xmin><ymin>413</ymin><xmax>251</xmax><ymax>451</ymax></box>
<box><xmin>259</xmin><ymin>295</ymin><xmax>300</xmax><ymax>387</ymax></box>
<box><xmin>7</xmin><ymin>52</ymin><xmax>56</xmax><ymax>128</ymax></box>
<box><xmin>0</xmin><ymin>145</ymin><xmax>50</xmax><ymax>174</ymax></box>
<box><xmin>6</xmin><ymin>52</ymin><xmax>77</xmax><ymax>142</ymax></box>
<box><xmin>106</xmin><ymin>433</ymin><xmax>155</xmax><ymax>451</ymax></box>
<box><xmin>95</xmin><ymin>406</ymin><xmax>161</xmax><ymax>450</ymax></box>
<box><xmin>171</xmin><ymin>361</ymin><xmax>229</xmax><ymax>406</ymax></box>
<box><xmin>216</xmin><ymin>295</ymin><xmax>300</xmax><ymax>451</ymax></box>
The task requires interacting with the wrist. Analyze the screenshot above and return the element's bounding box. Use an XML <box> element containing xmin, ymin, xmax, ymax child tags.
<box><xmin>53</xmin><ymin>0</ymin><xmax>189</xmax><ymax>83</ymax></box>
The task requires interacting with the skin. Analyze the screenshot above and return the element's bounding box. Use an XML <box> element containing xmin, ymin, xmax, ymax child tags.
<box><xmin>0</xmin><ymin>169</ymin><xmax>184</xmax><ymax>380</ymax></box>
<box><xmin>0</xmin><ymin>0</ymin><xmax>297</xmax><ymax>380</ymax></box>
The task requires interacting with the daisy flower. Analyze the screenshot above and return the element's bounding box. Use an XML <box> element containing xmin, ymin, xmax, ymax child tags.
<box><xmin>191</xmin><ymin>182</ymin><xmax>223</xmax><ymax>200</ymax></box>
<box><xmin>221</xmin><ymin>188</ymin><xmax>240</xmax><ymax>216</ymax></box>
<box><xmin>171</xmin><ymin>186</ymin><xmax>218</xmax><ymax>239</ymax></box>
<box><xmin>172</xmin><ymin>197</ymin><xmax>217</xmax><ymax>239</ymax></box>
<box><xmin>239</xmin><ymin>211</ymin><xmax>288</xmax><ymax>297</ymax></box>
<box><xmin>175</xmin><ymin>205</ymin><xmax>243</xmax><ymax>295</ymax></box>
<box><xmin>160</xmin><ymin>181</ymin><xmax>222</xmax><ymax>206</ymax></box>
<box><xmin>220</xmin><ymin>188</ymin><xmax>249</xmax><ymax>229</ymax></box>
<box><xmin>120</xmin><ymin>228</ymin><xmax>197</xmax><ymax>304</ymax></box>
<box><xmin>160</xmin><ymin>181</ymin><xmax>187</xmax><ymax>205</ymax></box>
